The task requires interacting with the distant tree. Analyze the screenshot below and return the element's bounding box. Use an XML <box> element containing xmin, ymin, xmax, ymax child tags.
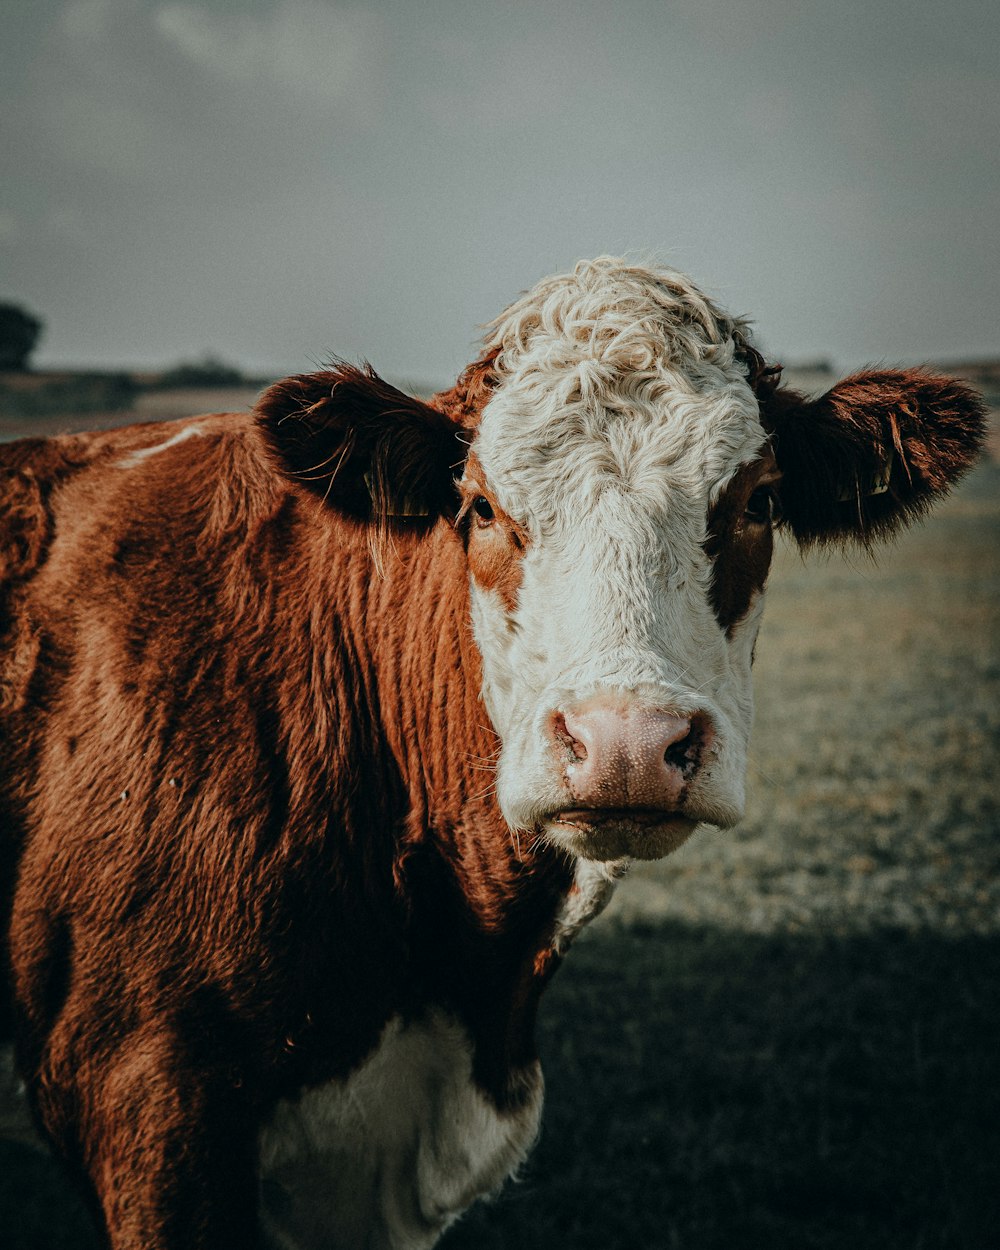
<box><xmin>0</xmin><ymin>303</ymin><xmax>44</xmax><ymax>371</ymax></box>
<box><xmin>155</xmin><ymin>354</ymin><xmax>246</xmax><ymax>388</ymax></box>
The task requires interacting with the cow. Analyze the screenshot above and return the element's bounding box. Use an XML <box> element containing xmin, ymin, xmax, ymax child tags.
<box><xmin>0</xmin><ymin>258</ymin><xmax>985</xmax><ymax>1249</ymax></box>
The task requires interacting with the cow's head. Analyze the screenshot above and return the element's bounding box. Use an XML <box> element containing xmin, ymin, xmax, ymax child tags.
<box><xmin>258</xmin><ymin>258</ymin><xmax>985</xmax><ymax>862</ymax></box>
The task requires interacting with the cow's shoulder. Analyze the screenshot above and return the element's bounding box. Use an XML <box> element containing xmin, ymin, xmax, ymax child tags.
<box><xmin>35</xmin><ymin>412</ymin><xmax>281</xmax><ymax>567</ymax></box>
<box><xmin>0</xmin><ymin>411</ymin><xmax>292</xmax><ymax>724</ymax></box>
<box><xmin>0</xmin><ymin>413</ymin><xmax>266</xmax><ymax>580</ymax></box>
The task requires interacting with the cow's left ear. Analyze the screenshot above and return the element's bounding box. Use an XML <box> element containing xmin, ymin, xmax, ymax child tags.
<box><xmin>761</xmin><ymin>369</ymin><xmax>987</xmax><ymax>547</ymax></box>
<box><xmin>256</xmin><ymin>364</ymin><xmax>466</xmax><ymax>524</ymax></box>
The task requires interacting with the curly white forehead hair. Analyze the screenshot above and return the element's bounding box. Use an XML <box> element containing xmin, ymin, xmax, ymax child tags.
<box><xmin>482</xmin><ymin>256</ymin><xmax>754</xmax><ymax>399</ymax></box>
<box><xmin>470</xmin><ymin>258</ymin><xmax>766</xmax><ymax>535</ymax></box>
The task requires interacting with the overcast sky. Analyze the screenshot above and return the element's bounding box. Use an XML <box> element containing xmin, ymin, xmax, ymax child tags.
<box><xmin>2</xmin><ymin>0</ymin><xmax>998</xmax><ymax>383</ymax></box>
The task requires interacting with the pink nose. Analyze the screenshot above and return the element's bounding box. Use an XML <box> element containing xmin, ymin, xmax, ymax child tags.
<box><xmin>553</xmin><ymin>699</ymin><xmax>712</xmax><ymax>811</ymax></box>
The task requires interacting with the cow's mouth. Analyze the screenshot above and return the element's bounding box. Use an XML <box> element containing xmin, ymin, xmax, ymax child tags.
<box><xmin>552</xmin><ymin>807</ymin><xmax>691</xmax><ymax>828</ymax></box>
<box><xmin>544</xmin><ymin>807</ymin><xmax>698</xmax><ymax>861</ymax></box>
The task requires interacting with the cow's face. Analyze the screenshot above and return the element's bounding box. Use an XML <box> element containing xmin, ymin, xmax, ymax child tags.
<box><xmin>259</xmin><ymin>258</ymin><xmax>985</xmax><ymax>863</ymax></box>
<box><xmin>454</xmin><ymin>266</ymin><xmax>777</xmax><ymax>860</ymax></box>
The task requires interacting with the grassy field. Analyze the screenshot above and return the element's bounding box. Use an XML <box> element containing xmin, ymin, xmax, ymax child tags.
<box><xmin>1</xmin><ymin>407</ymin><xmax>997</xmax><ymax>1249</ymax></box>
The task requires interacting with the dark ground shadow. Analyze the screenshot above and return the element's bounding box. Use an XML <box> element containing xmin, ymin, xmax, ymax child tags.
<box><xmin>445</xmin><ymin>923</ymin><xmax>1000</xmax><ymax>1250</ymax></box>
<box><xmin>3</xmin><ymin>923</ymin><xmax>998</xmax><ymax>1250</ymax></box>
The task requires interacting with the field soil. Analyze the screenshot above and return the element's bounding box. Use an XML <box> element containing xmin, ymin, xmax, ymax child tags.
<box><xmin>1</xmin><ymin>398</ymin><xmax>998</xmax><ymax>1248</ymax></box>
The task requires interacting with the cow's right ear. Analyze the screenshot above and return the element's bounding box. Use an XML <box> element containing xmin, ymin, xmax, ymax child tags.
<box><xmin>256</xmin><ymin>364</ymin><xmax>467</xmax><ymax>524</ymax></box>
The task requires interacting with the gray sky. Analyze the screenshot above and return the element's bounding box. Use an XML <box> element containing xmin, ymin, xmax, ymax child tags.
<box><xmin>2</xmin><ymin>0</ymin><xmax>998</xmax><ymax>383</ymax></box>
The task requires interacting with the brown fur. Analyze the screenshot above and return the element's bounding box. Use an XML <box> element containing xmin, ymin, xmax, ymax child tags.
<box><xmin>0</xmin><ymin>390</ymin><xmax>571</xmax><ymax>1248</ymax></box>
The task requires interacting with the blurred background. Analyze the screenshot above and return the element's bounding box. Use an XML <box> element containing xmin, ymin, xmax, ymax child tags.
<box><xmin>2</xmin><ymin>0</ymin><xmax>999</xmax><ymax>391</ymax></box>
<box><xmin>2</xmin><ymin>2</ymin><xmax>998</xmax><ymax>1247</ymax></box>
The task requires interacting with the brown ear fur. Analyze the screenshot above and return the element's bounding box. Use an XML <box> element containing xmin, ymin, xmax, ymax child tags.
<box><xmin>759</xmin><ymin>368</ymin><xmax>987</xmax><ymax>548</ymax></box>
<box><xmin>256</xmin><ymin>364</ymin><xmax>467</xmax><ymax>526</ymax></box>
<box><xmin>431</xmin><ymin>348</ymin><xmax>501</xmax><ymax>429</ymax></box>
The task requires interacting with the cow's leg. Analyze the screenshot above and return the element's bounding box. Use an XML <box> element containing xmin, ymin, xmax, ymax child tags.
<box><xmin>29</xmin><ymin>1027</ymin><xmax>263</xmax><ymax>1250</ymax></box>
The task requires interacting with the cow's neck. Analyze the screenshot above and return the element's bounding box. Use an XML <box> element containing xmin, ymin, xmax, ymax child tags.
<box><xmin>359</xmin><ymin>521</ymin><xmax>577</xmax><ymax>1097</ymax></box>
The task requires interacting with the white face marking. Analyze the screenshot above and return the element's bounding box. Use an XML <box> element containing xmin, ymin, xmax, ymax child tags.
<box><xmin>116</xmin><ymin>423</ymin><xmax>204</xmax><ymax>468</ymax></box>
<box><xmin>258</xmin><ymin>1012</ymin><xmax>542</xmax><ymax>1250</ymax></box>
<box><xmin>466</xmin><ymin>259</ymin><xmax>771</xmax><ymax>859</ymax></box>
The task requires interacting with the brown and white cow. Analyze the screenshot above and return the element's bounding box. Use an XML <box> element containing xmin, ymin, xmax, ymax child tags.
<box><xmin>0</xmin><ymin>258</ymin><xmax>985</xmax><ymax>1249</ymax></box>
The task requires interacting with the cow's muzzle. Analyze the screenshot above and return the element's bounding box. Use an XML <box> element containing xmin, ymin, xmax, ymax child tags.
<box><xmin>542</xmin><ymin>697</ymin><xmax>715</xmax><ymax>860</ymax></box>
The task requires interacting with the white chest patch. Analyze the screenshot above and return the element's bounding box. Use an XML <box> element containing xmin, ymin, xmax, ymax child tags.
<box><xmin>257</xmin><ymin>1012</ymin><xmax>543</xmax><ymax>1250</ymax></box>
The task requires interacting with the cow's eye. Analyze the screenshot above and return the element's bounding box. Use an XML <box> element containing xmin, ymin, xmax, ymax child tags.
<box><xmin>745</xmin><ymin>486</ymin><xmax>779</xmax><ymax>525</ymax></box>
<box><xmin>472</xmin><ymin>496</ymin><xmax>495</xmax><ymax>525</ymax></box>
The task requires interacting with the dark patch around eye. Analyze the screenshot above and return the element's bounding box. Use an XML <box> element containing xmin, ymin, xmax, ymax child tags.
<box><xmin>704</xmin><ymin>461</ymin><xmax>780</xmax><ymax>636</ymax></box>
<box><xmin>744</xmin><ymin>486</ymin><xmax>773</xmax><ymax>524</ymax></box>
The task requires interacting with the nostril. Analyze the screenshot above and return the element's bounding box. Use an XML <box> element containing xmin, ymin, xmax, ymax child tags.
<box><xmin>552</xmin><ymin>711</ymin><xmax>588</xmax><ymax>761</ymax></box>
<box><xmin>663</xmin><ymin>713</ymin><xmax>709</xmax><ymax>779</ymax></box>
<box><xmin>664</xmin><ymin>729</ymin><xmax>697</xmax><ymax>778</ymax></box>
